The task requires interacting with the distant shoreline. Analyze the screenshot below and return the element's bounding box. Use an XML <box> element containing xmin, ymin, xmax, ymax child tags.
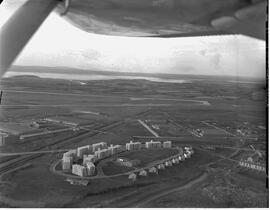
<box><xmin>3</xmin><ymin>65</ymin><xmax>265</xmax><ymax>84</ymax></box>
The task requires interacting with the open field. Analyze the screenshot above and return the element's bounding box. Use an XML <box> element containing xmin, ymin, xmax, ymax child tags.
<box><xmin>0</xmin><ymin>74</ymin><xmax>267</xmax><ymax>207</ymax></box>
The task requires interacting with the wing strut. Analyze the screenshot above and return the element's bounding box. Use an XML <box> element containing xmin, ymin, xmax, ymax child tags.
<box><xmin>0</xmin><ymin>0</ymin><xmax>59</xmax><ymax>77</ymax></box>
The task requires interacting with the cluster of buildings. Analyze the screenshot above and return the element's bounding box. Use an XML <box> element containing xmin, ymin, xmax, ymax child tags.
<box><xmin>62</xmin><ymin>142</ymin><xmax>125</xmax><ymax>177</ymax></box>
<box><xmin>61</xmin><ymin>140</ymin><xmax>189</xmax><ymax>179</ymax></box>
<box><xmin>128</xmin><ymin>146</ymin><xmax>194</xmax><ymax>181</ymax></box>
<box><xmin>239</xmin><ymin>158</ymin><xmax>266</xmax><ymax>173</ymax></box>
<box><xmin>126</xmin><ymin>140</ymin><xmax>172</xmax><ymax>151</ymax></box>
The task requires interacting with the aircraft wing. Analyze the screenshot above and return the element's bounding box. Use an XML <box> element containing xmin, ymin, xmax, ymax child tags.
<box><xmin>0</xmin><ymin>0</ymin><xmax>267</xmax><ymax>76</ymax></box>
<box><xmin>58</xmin><ymin>0</ymin><xmax>266</xmax><ymax>40</ymax></box>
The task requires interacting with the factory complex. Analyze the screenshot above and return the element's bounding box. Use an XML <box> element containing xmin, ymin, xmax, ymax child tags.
<box><xmin>61</xmin><ymin>139</ymin><xmax>194</xmax><ymax>180</ymax></box>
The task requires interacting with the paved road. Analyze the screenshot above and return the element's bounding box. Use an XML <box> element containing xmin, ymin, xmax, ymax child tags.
<box><xmin>134</xmin><ymin>172</ymin><xmax>208</xmax><ymax>207</ymax></box>
<box><xmin>137</xmin><ymin>119</ymin><xmax>159</xmax><ymax>137</ymax></box>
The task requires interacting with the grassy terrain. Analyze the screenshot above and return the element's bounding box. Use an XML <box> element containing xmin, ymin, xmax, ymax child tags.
<box><xmin>0</xmin><ymin>73</ymin><xmax>266</xmax><ymax>208</ymax></box>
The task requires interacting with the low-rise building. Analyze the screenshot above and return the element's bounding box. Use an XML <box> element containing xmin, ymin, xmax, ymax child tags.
<box><xmin>165</xmin><ymin>160</ymin><xmax>172</xmax><ymax>167</ymax></box>
<box><xmin>149</xmin><ymin>167</ymin><xmax>158</xmax><ymax>174</ymax></box>
<box><xmin>126</xmin><ymin>141</ymin><xmax>142</xmax><ymax>151</ymax></box>
<box><xmin>72</xmin><ymin>164</ymin><xmax>87</xmax><ymax>177</ymax></box>
<box><xmin>85</xmin><ymin>162</ymin><xmax>96</xmax><ymax>176</ymax></box>
<box><xmin>139</xmin><ymin>170</ymin><xmax>147</xmax><ymax>176</ymax></box>
<box><xmin>145</xmin><ymin>140</ymin><xmax>162</xmax><ymax>149</ymax></box>
<box><xmin>172</xmin><ymin>158</ymin><xmax>179</xmax><ymax>164</ymax></box>
<box><xmin>157</xmin><ymin>163</ymin><xmax>165</xmax><ymax>170</ymax></box>
<box><xmin>163</xmin><ymin>141</ymin><xmax>172</xmax><ymax>148</ymax></box>
<box><xmin>128</xmin><ymin>173</ymin><xmax>137</xmax><ymax>181</ymax></box>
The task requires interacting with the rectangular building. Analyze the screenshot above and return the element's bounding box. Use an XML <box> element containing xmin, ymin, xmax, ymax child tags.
<box><xmin>92</xmin><ymin>142</ymin><xmax>107</xmax><ymax>152</ymax></box>
<box><xmin>163</xmin><ymin>141</ymin><xmax>172</xmax><ymax>148</ymax></box>
<box><xmin>145</xmin><ymin>140</ymin><xmax>162</xmax><ymax>149</ymax></box>
<box><xmin>83</xmin><ymin>154</ymin><xmax>96</xmax><ymax>165</ymax></box>
<box><xmin>77</xmin><ymin>145</ymin><xmax>91</xmax><ymax>158</ymax></box>
<box><xmin>86</xmin><ymin>162</ymin><xmax>96</xmax><ymax>176</ymax></box>
<box><xmin>95</xmin><ymin>148</ymin><xmax>110</xmax><ymax>160</ymax></box>
<box><xmin>72</xmin><ymin>164</ymin><xmax>87</xmax><ymax>177</ymax></box>
<box><xmin>0</xmin><ymin>133</ymin><xmax>7</xmax><ymax>146</ymax></box>
<box><xmin>108</xmin><ymin>144</ymin><xmax>123</xmax><ymax>155</ymax></box>
<box><xmin>126</xmin><ymin>141</ymin><xmax>142</xmax><ymax>151</ymax></box>
<box><xmin>63</xmin><ymin>149</ymin><xmax>77</xmax><ymax>158</ymax></box>
<box><xmin>62</xmin><ymin>156</ymin><xmax>73</xmax><ymax>171</ymax></box>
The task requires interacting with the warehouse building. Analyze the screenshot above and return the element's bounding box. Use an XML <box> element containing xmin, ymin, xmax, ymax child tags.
<box><xmin>163</xmin><ymin>141</ymin><xmax>172</xmax><ymax>148</ymax></box>
<box><xmin>126</xmin><ymin>141</ymin><xmax>142</xmax><ymax>151</ymax></box>
<box><xmin>72</xmin><ymin>164</ymin><xmax>87</xmax><ymax>177</ymax></box>
<box><xmin>62</xmin><ymin>156</ymin><xmax>73</xmax><ymax>171</ymax></box>
<box><xmin>92</xmin><ymin>142</ymin><xmax>107</xmax><ymax>152</ymax></box>
<box><xmin>145</xmin><ymin>140</ymin><xmax>162</xmax><ymax>149</ymax></box>
<box><xmin>85</xmin><ymin>162</ymin><xmax>96</xmax><ymax>176</ymax></box>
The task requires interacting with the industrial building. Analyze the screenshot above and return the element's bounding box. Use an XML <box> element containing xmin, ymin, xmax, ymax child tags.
<box><xmin>126</xmin><ymin>141</ymin><xmax>142</xmax><ymax>151</ymax></box>
<box><xmin>145</xmin><ymin>140</ymin><xmax>162</xmax><ymax>149</ymax></box>
<box><xmin>44</xmin><ymin>117</ymin><xmax>80</xmax><ymax>127</ymax></box>
<box><xmin>92</xmin><ymin>142</ymin><xmax>107</xmax><ymax>152</ymax></box>
<box><xmin>163</xmin><ymin>141</ymin><xmax>172</xmax><ymax>148</ymax></box>
<box><xmin>62</xmin><ymin>156</ymin><xmax>73</xmax><ymax>171</ymax></box>
<box><xmin>72</xmin><ymin>164</ymin><xmax>87</xmax><ymax>177</ymax></box>
<box><xmin>85</xmin><ymin>162</ymin><xmax>96</xmax><ymax>176</ymax></box>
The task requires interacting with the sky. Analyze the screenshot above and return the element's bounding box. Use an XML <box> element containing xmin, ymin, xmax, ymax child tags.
<box><xmin>0</xmin><ymin>0</ymin><xmax>266</xmax><ymax>78</ymax></box>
